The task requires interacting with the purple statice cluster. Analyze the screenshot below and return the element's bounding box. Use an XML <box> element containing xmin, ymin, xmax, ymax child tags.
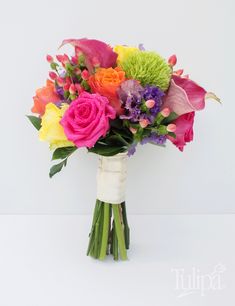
<box><xmin>118</xmin><ymin>80</ymin><xmax>164</xmax><ymax>124</ymax></box>
<box><xmin>141</xmin><ymin>85</ymin><xmax>164</xmax><ymax>122</ymax></box>
<box><xmin>140</xmin><ymin>133</ymin><xmax>167</xmax><ymax>145</ymax></box>
<box><xmin>128</xmin><ymin>134</ymin><xmax>166</xmax><ymax>156</ymax></box>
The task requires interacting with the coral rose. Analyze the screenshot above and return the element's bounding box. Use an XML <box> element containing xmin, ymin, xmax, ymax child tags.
<box><xmin>60</xmin><ymin>92</ymin><xmax>116</xmax><ymax>148</ymax></box>
<box><xmin>168</xmin><ymin>112</ymin><xmax>195</xmax><ymax>151</ymax></box>
<box><xmin>32</xmin><ymin>80</ymin><xmax>60</xmax><ymax>116</ymax></box>
<box><xmin>88</xmin><ymin>67</ymin><xmax>126</xmax><ymax>114</ymax></box>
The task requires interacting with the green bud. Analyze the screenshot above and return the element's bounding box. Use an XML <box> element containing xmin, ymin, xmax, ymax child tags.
<box><xmin>50</xmin><ymin>62</ymin><xmax>59</xmax><ymax>70</ymax></box>
<box><xmin>79</xmin><ymin>55</ymin><xmax>86</xmax><ymax>67</ymax></box>
<box><xmin>81</xmin><ymin>80</ymin><xmax>90</xmax><ymax>91</ymax></box>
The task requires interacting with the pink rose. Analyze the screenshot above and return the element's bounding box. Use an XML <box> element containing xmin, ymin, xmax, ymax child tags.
<box><xmin>168</xmin><ymin>112</ymin><xmax>195</xmax><ymax>151</ymax></box>
<box><xmin>60</xmin><ymin>92</ymin><xmax>116</xmax><ymax>148</ymax></box>
<box><xmin>162</xmin><ymin>75</ymin><xmax>206</xmax><ymax>116</ymax></box>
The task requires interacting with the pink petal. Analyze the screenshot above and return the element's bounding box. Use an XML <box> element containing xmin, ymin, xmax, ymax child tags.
<box><xmin>167</xmin><ymin>112</ymin><xmax>195</xmax><ymax>151</ymax></box>
<box><xmin>60</xmin><ymin>38</ymin><xmax>117</xmax><ymax>72</ymax></box>
<box><xmin>162</xmin><ymin>76</ymin><xmax>206</xmax><ymax>116</ymax></box>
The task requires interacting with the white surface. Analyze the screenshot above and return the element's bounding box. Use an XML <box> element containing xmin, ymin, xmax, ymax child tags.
<box><xmin>0</xmin><ymin>214</ymin><xmax>234</xmax><ymax>306</ymax></box>
<box><xmin>0</xmin><ymin>0</ymin><xmax>234</xmax><ymax>214</ymax></box>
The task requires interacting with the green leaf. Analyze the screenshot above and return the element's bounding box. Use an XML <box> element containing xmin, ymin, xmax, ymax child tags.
<box><xmin>26</xmin><ymin>115</ymin><xmax>42</xmax><ymax>130</ymax></box>
<box><xmin>88</xmin><ymin>144</ymin><xmax>126</xmax><ymax>156</ymax></box>
<box><xmin>49</xmin><ymin>159</ymin><xmax>67</xmax><ymax>178</ymax></box>
<box><xmin>168</xmin><ymin>132</ymin><xmax>176</xmax><ymax>139</ymax></box>
<box><xmin>162</xmin><ymin>112</ymin><xmax>178</xmax><ymax>125</ymax></box>
<box><xmin>156</xmin><ymin>125</ymin><xmax>167</xmax><ymax>135</ymax></box>
<box><xmin>52</xmin><ymin>146</ymin><xmax>77</xmax><ymax>160</ymax></box>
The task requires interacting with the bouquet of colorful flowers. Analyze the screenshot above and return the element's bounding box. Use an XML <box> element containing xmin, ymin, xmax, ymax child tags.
<box><xmin>27</xmin><ymin>38</ymin><xmax>219</xmax><ymax>260</ymax></box>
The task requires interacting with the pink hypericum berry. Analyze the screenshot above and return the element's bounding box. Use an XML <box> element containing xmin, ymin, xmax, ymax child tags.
<box><xmin>145</xmin><ymin>99</ymin><xmax>155</xmax><ymax>109</ymax></box>
<box><xmin>75</xmin><ymin>83</ymin><xmax>83</xmax><ymax>94</ymax></box>
<box><xmin>139</xmin><ymin>118</ymin><xmax>149</xmax><ymax>128</ymax></box>
<box><xmin>57</xmin><ymin>77</ymin><xmax>65</xmax><ymax>86</ymax></box>
<box><xmin>92</xmin><ymin>56</ymin><xmax>100</xmax><ymax>67</ymax></box>
<box><xmin>167</xmin><ymin>124</ymin><xmax>176</xmax><ymax>132</ymax></box>
<box><xmin>49</xmin><ymin>71</ymin><xmax>57</xmax><ymax>80</ymax></box>
<box><xmin>174</xmin><ymin>69</ymin><xmax>184</xmax><ymax>76</ymax></box>
<box><xmin>71</xmin><ymin>56</ymin><xmax>78</xmax><ymax>65</ymax></box>
<box><xmin>46</xmin><ymin>55</ymin><xmax>53</xmax><ymax>63</ymax></box>
<box><xmin>69</xmin><ymin>84</ymin><xmax>76</xmax><ymax>95</ymax></box>
<box><xmin>62</xmin><ymin>54</ymin><xmax>70</xmax><ymax>63</ymax></box>
<box><xmin>161</xmin><ymin>107</ymin><xmax>171</xmax><ymax>117</ymax></box>
<box><xmin>129</xmin><ymin>127</ymin><xmax>137</xmax><ymax>134</ymax></box>
<box><xmin>63</xmin><ymin>83</ymin><xmax>70</xmax><ymax>91</ymax></box>
<box><xmin>74</xmin><ymin>68</ymin><xmax>81</xmax><ymax>75</ymax></box>
<box><xmin>168</xmin><ymin>54</ymin><xmax>177</xmax><ymax>66</ymax></box>
<box><xmin>56</xmin><ymin>55</ymin><xmax>64</xmax><ymax>63</ymax></box>
<box><xmin>81</xmin><ymin>69</ymin><xmax>90</xmax><ymax>80</ymax></box>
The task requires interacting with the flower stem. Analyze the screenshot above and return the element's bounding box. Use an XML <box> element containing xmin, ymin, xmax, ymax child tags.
<box><xmin>99</xmin><ymin>203</ymin><xmax>110</xmax><ymax>260</ymax></box>
<box><xmin>112</xmin><ymin>204</ymin><xmax>127</xmax><ymax>260</ymax></box>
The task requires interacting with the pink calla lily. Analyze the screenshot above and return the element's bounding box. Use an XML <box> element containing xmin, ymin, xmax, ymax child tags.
<box><xmin>168</xmin><ymin>112</ymin><xmax>195</xmax><ymax>151</ymax></box>
<box><xmin>162</xmin><ymin>75</ymin><xmax>206</xmax><ymax>116</ymax></box>
<box><xmin>60</xmin><ymin>38</ymin><xmax>118</xmax><ymax>73</ymax></box>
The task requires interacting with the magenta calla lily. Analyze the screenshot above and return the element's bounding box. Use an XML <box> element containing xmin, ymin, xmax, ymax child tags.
<box><xmin>60</xmin><ymin>38</ymin><xmax>118</xmax><ymax>73</ymax></box>
<box><xmin>162</xmin><ymin>75</ymin><xmax>206</xmax><ymax>116</ymax></box>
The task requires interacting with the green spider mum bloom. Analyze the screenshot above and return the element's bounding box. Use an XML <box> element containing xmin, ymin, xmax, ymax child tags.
<box><xmin>120</xmin><ymin>51</ymin><xmax>172</xmax><ymax>91</ymax></box>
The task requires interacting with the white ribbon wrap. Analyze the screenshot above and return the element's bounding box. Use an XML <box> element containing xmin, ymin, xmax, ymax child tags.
<box><xmin>96</xmin><ymin>153</ymin><xmax>128</xmax><ymax>204</ymax></box>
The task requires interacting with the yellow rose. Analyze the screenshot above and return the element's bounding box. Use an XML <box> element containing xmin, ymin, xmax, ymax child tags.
<box><xmin>113</xmin><ymin>45</ymin><xmax>139</xmax><ymax>64</ymax></box>
<box><xmin>39</xmin><ymin>103</ymin><xmax>74</xmax><ymax>149</ymax></box>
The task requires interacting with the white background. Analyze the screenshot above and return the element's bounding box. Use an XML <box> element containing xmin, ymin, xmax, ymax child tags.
<box><xmin>0</xmin><ymin>0</ymin><xmax>234</xmax><ymax>214</ymax></box>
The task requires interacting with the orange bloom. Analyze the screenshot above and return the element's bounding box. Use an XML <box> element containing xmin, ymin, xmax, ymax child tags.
<box><xmin>88</xmin><ymin>67</ymin><xmax>126</xmax><ymax>114</ymax></box>
<box><xmin>31</xmin><ymin>80</ymin><xmax>60</xmax><ymax>116</ymax></box>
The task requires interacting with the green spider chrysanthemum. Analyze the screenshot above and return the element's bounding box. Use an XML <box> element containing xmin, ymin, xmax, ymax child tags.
<box><xmin>120</xmin><ymin>51</ymin><xmax>172</xmax><ymax>91</ymax></box>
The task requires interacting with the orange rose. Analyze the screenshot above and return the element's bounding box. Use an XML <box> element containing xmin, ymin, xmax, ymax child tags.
<box><xmin>32</xmin><ymin>80</ymin><xmax>60</xmax><ymax>116</ymax></box>
<box><xmin>88</xmin><ymin>67</ymin><xmax>126</xmax><ymax>114</ymax></box>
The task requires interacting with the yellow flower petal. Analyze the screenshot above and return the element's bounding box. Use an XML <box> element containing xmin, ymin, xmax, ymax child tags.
<box><xmin>39</xmin><ymin>103</ymin><xmax>74</xmax><ymax>149</ymax></box>
<box><xmin>113</xmin><ymin>45</ymin><xmax>139</xmax><ymax>64</ymax></box>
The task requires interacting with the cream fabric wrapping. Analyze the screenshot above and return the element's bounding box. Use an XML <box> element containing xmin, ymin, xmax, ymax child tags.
<box><xmin>96</xmin><ymin>153</ymin><xmax>128</xmax><ymax>204</ymax></box>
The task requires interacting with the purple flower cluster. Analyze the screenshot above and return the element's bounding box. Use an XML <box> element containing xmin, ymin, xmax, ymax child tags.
<box><xmin>118</xmin><ymin>80</ymin><xmax>164</xmax><ymax>123</ymax></box>
<box><xmin>140</xmin><ymin>133</ymin><xmax>167</xmax><ymax>145</ymax></box>
<box><xmin>142</xmin><ymin>85</ymin><xmax>164</xmax><ymax>121</ymax></box>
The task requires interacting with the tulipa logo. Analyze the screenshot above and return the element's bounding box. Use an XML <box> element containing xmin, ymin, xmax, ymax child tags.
<box><xmin>171</xmin><ymin>264</ymin><xmax>226</xmax><ymax>298</ymax></box>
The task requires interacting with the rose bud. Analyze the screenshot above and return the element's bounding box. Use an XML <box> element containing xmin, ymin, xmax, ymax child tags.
<box><xmin>161</xmin><ymin>107</ymin><xmax>171</xmax><ymax>117</ymax></box>
<box><xmin>129</xmin><ymin>127</ymin><xmax>137</xmax><ymax>134</ymax></box>
<box><xmin>57</xmin><ymin>77</ymin><xmax>65</xmax><ymax>86</ymax></box>
<box><xmin>174</xmin><ymin>69</ymin><xmax>184</xmax><ymax>76</ymax></box>
<box><xmin>168</xmin><ymin>54</ymin><xmax>177</xmax><ymax>67</ymax></box>
<box><xmin>69</xmin><ymin>84</ymin><xmax>76</xmax><ymax>95</ymax></box>
<box><xmin>145</xmin><ymin>99</ymin><xmax>155</xmax><ymax>109</ymax></box>
<box><xmin>49</xmin><ymin>71</ymin><xmax>57</xmax><ymax>80</ymax></box>
<box><xmin>167</xmin><ymin>123</ymin><xmax>176</xmax><ymax>132</ymax></box>
<box><xmin>81</xmin><ymin>69</ymin><xmax>90</xmax><ymax>80</ymax></box>
<box><xmin>46</xmin><ymin>55</ymin><xmax>54</xmax><ymax>63</ymax></box>
<box><xmin>139</xmin><ymin>118</ymin><xmax>149</xmax><ymax>128</ymax></box>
